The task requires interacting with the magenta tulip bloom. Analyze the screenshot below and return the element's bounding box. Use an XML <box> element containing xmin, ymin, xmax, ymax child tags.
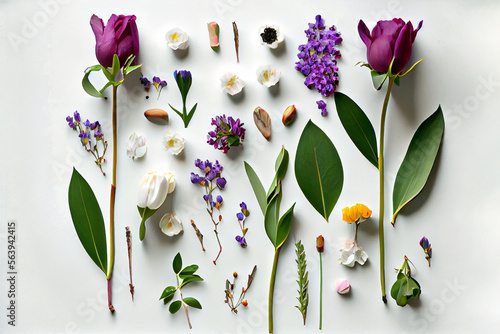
<box><xmin>358</xmin><ymin>18</ymin><xmax>422</xmax><ymax>75</ymax></box>
<box><xmin>90</xmin><ymin>14</ymin><xmax>139</xmax><ymax>68</ymax></box>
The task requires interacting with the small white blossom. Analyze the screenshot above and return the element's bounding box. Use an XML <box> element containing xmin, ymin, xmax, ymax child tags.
<box><xmin>159</xmin><ymin>213</ymin><xmax>183</xmax><ymax>237</ymax></box>
<box><xmin>259</xmin><ymin>25</ymin><xmax>284</xmax><ymax>49</ymax></box>
<box><xmin>339</xmin><ymin>239</ymin><xmax>368</xmax><ymax>267</ymax></box>
<box><xmin>127</xmin><ymin>132</ymin><xmax>147</xmax><ymax>160</ymax></box>
<box><xmin>220</xmin><ymin>72</ymin><xmax>245</xmax><ymax>95</ymax></box>
<box><xmin>166</xmin><ymin>28</ymin><xmax>189</xmax><ymax>50</ymax></box>
<box><xmin>256</xmin><ymin>65</ymin><xmax>281</xmax><ymax>87</ymax></box>
<box><xmin>163</xmin><ymin>131</ymin><xmax>185</xmax><ymax>155</ymax></box>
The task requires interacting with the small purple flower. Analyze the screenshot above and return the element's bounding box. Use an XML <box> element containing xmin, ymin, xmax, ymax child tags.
<box><xmin>213</xmin><ymin>160</ymin><xmax>223</xmax><ymax>174</ymax></box>
<box><xmin>140</xmin><ymin>76</ymin><xmax>151</xmax><ymax>88</ymax></box>
<box><xmin>153</xmin><ymin>76</ymin><xmax>161</xmax><ymax>84</ymax></box>
<box><xmin>207</xmin><ymin>115</ymin><xmax>245</xmax><ymax>153</ymax></box>
<box><xmin>203</xmin><ymin>194</ymin><xmax>213</xmax><ymax>203</ymax></box>
<box><xmin>90</xmin><ymin>121</ymin><xmax>99</xmax><ymax>131</ymax></box>
<box><xmin>236</xmin><ymin>212</ymin><xmax>244</xmax><ymax>221</ymax></box>
<box><xmin>66</xmin><ymin>116</ymin><xmax>76</xmax><ymax>129</ymax></box>
<box><xmin>190</xmin><ymin>172</ymin><xmax>205</xmax><ymax>185</ymax></box>
<box><xmin>195</xmin><ymin>159</ymin><xmax>204</xmax><ymax>170</ymax></box>
<box><xmin>420</xmin><ymin>236</ymin><xmax>432</xmax><ymax>266</ymax></box>
<box><xmin>83</xmin><ymin>119</ymin><xmax>91</xmax><ymax>128</ymax></box>
<box><xmin>240</xmin><ymin>202</ymin><xmax>247</xmax><ymax>210</ymax></box>
<box><xmin>79</xmin><ymin>131</ymin><xmax>91</xmax><ymax>146</ymax></box>
<box><xmin>316</xmin><ymin>100</ymin><xmax>328</xmax><ymax>117</ymax></box>
<box><xmin>94</xmin><ymin>128</ymin><xmax>103</xmax><ymax>139</ymax></box>
<box><xmin>216</xmin><ymin>177</ymin><xmax>227</xmax><ymax>189</ymax></box>
<box><xmin>216</xmin><ymin>195</ymin><xmax>223</xmax><ymax>204</ymax></box>
<box><xmin>74</xmin><ymin>111</ymin><xmax>81</xmax><ymax>123</ymax></box>
<box><xmin>235</xmin><ymin>235</ymin><xmax>247</xmax><ymax>248</ymax></box>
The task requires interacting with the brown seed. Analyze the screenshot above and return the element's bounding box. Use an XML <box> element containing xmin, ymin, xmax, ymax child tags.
<box><xmin>253</xmin><ymin>107</ymin><xmax>271</xmax><ymax>140</ymax></box>
<box><xmin>282</xmin><ymin>105</ymin><xmax>296</xmax><ymax>126</ymax></box>
<box><xmin>144</xmin><ymin>108</ymin><xmax>169</xmax><ymax>125</ymax></box>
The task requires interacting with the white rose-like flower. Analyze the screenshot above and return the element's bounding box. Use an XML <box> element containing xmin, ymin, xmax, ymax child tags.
<box><xmin>127</xmin><ymin>132</ymin><xmax>147</xmax><ymax>160</ymax></box>
<box><xmin>256</xmin><ymin>65</ymin><xmax>281</xmax><ymax>87</ymax></box>
<box><xmin>220</xmin><ymin>72</ymin><xmax>245</xmax><ymax>96</ymax></box>
<box><xmin>259</xmin><ymin>25</ymin><xmax>284</xmax><ymax>49</ymax></box>
<box><xmin>339</xmin><ymin>239</ymin><xmax>368</xmax><ymax>267</ymax></box>
<box><xmin>166</xmin><ymin>28</ymin><xmax>189</xmax><ymax>50</ymax></box>
<box><xmin>137</xmin><ymin>172</ymin><xmax>175</xmax><ymax>210</ymax></box>
<box><xmin>159</xmin><ymin>213</ymin><xmax>183</xmax><ymax>236</ymax></box>
<box><xmin>163</xmin><ymin>131</ymin><xmax>185</xmax><ymax>155</ymax></box>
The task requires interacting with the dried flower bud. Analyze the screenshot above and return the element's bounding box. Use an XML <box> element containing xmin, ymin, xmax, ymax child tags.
<box><xmin>144</xmin><ymin>108</ymin><xmax>169</xmax><ymax>125</ymax></box>
<box><xmin>335</xmin><ymin>279</ymin><xmax>351</xmax><ymax>294</ymax></box>
<box><xmin>282</xmin><ymin>105</ymin><xmax>296</xmax><ymax>126</ymax></box>
<box><xmin>242</xmin><ymin>300</ymin><xmax>248</xmax><ymax>307</ymax></box>
<box><xmin>253</xmin><ymin>106</ymin><xmax>271</xmax><ymax>140</ymax></box>
<box><xmin>316</xmin><ymin>235</ymin><xmax>324</xmax><ymax>253</ymax></box>
<box><xmin>233</xmin><ymin>272</ymin><xmax>238</xmax><ymax>278</ymax></box>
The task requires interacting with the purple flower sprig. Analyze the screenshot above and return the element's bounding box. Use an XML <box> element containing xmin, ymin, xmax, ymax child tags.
<box><xmin>140</xmin><ymin>75</ymin><xmax>167</xmax><ymax>99</ymax></box>
<box><xmin>191</xmin><ymin>159</ymin><xmax>227</xmax><ymax>265</ymax></box>
<box><xmin>316</xmin><ymin>100</ymin><xmax>328</xmax><ymax>117</ymax></box>
<box><xmin>295</xmin><ymin>15</ymin><xmax>342</xmax><ymax>97</ymax></box>
<box><xmin>66</xmin><ymin>110</ymin><xmax>108</xmax><ymax>175</ymax></box>
<box><xmin>235</xmin><ymin>202</ymin><xmax>250</xmax><ymax>248</ymax></box>
<box><xmin>207</xmin><ymin>115</ymin><xmax>246</xmax><ymax>154</ymax></box>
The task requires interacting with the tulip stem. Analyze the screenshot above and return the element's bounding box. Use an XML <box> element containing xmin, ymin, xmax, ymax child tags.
<box><xmin>269</xmin><ymin>247</ymin><xmax>281</xmax><ymax>334</ymax></box>
<box><xmin>106</xmin><ymin>84</ymin><xmax>118</xmax><ymax>312</ymax></box>
<box><xmin>378</xmin><ymin>76</ymin><xmax>395</xmax><ymax>304</ymax></box>
<box><xmin>319</xmin><ymin>251</ymin><xmax>323</xmax><ymax>330</ymax></box>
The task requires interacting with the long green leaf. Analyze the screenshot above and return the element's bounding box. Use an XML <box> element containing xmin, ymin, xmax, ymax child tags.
<box><xmin>179</xmin><ymin>265</ymin><xmax>199</xmax><ymax>279</ymax></box>
<box><xmin>275</xmin><ymin>204</ymin><xmax>296</xmax><ymax>249</ymax></box>
<box><xmin>264</xmin><ymin>193</ymin><xmax>281</xmax><ymax>247</ymax></box>
<box><xmin>180</xmin><ymin>275</ymin><xmax>204</xmax><ymax>288</ymax></box>
<box><xmin>275</xmin><ymin>146</ymin><xmax>289</xmax><ymax>181</ymax></box>
<box><xmin>334</xmin><ymin>92</ymin><xmax>378</xmax><ymax>168</ymax></box>
<box><xmin>392</xmin><ymin>107</ymin><xmax>444</xmax><ymax>225</ymax></box>
<box><xmin>244</xmin><ymin>162</ymin><xmax>267</xmax><ymax>214</ymax></box>
<box><xmin>173</xmin><ymin>253</ymin><xmax>182</xmax><ymax>274</ymax></box>
<box><xmin>295</xmin><ymin>120</ymin><xmax>344</xmax><ymax>222</ymax></box>
<box><xmin>82</xmin><ymin>65</ymin><xmax>105</xmax><ymax>98</ymax></box>
<box><xmin>68</xmin><ymin>168</ymin><xmax>107</xmax><ymax>274</ymax></box>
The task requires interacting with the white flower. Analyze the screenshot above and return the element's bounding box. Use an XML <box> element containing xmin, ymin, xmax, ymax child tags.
<box><xmin>159</xmin><ymin>213</ymin><xmax>183</xmax><ymax>236</ymax></box>
<box><xmin>256</xmin><ymin>65</ymin><xmax>281</xmax><ymax>87</ymax></box>
<box><xmin>166</xmin><ymin>28</ymin><xmax>189</xmax><ymax>50</ymax></box>
<box><xmin>259</xmin><ymin>25</ymin><xmax>284</xmax><ymax>49</ymax></box>
<box><xmin>163</xmin><ymin>131</ymin><xmax>185</xmax><ymax>155</ymax></box>
<box><xmin>339</xmin><ymin>239</ymin><xmax>368</xmax><ymax>267</ymax></box>
<box><xmin>220</xmin><ymin>72</ymin><xmax>245</xmax><ymax>95</ymax></box>
<box><xmin>137</xmin><ymin>172</ymin><xmax>175</xmax><ymax>210</ymax></box>
<box><xmin>127</xmin><ymin>132</ymin><xmax>147</xmax><ymax>160</ymax></box>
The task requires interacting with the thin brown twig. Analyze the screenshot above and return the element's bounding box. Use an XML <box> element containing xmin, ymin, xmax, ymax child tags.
<box><xmin>125</xmin><ymin>226</ymin><xmax>134</xmax><ymax>301</ymax></box>
<box><xmin>232</xmin><ymin>21</ymin><xmax>239</xmax><ymax>63</ymax></box>
<box><xmin>190</xmin><ymin>220</ymin><xmax>205</xmax><ymax>252</ymax></box>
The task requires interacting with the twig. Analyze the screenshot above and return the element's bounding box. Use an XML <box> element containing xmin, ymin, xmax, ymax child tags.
<box><xmin>232</xmin><ymin>21</ymin><xmax>239</xmax><ymax>63</ymax></box>
<box><xmin>190</xmin><ymin>220</ymin><xmax>205</xmax><ymax>252</ymax></box>
<box><xmin>125</xmin><ymin>226</ymin><xmax>134</xmax><ymax>301</ymax></box>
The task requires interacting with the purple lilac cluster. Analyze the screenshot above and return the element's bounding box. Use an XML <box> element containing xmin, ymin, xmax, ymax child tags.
<box><xmin>207</xmin><ymin>115</ymin><xmax>246</xmax><ymax>154</ymax></box>
<box><xmin>66</xmin><ymin>111</ymin><xmax>107</xmax><ymax>175</ymax></box>
<box><xmin>295</xmin><ymin>15</ymin><xmax>342</xmax><ymax>98</ymax></box>
<box><xmin>191</xmin><ymin>159</ymin><xmax>227</xmax><ymax>264</ymax></box>
<box><xmin>235</xmin><ymin>202</ymin><xmax>250</xmax><ymax>248</ymax></box>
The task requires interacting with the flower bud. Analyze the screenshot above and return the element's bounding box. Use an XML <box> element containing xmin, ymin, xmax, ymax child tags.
<box><xmin>335</xmin><ymin>279</ymin><xmax>351</xmax><ymax>294</ymax></box>
<box><xmin>282</xmin><ymin>105</ymin><xmax>296</xmax><ymax>126</ymax></box>
<box><xmin>316</xmin><ymin>235</ymin><xmax>324</xmax><ymax>253</ymax></box>
<box><xmin>242</xmin><ymin>300</ymin><xmax>248</xmax><ymax>307</ymax></box>
<box><xmin>137</xmin><ymin>171</ymin><xmax>174</xmax><ymax>210</ymax></box>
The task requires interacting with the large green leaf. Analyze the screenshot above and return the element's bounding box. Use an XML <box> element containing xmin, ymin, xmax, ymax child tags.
<box><xmin>275</xmin><ymin>204</ymin><xmax>296</xmax><ymax>249</ymax></box>
<box><xmin>295</xmin><ymin>120</ymin><xmax>344</xmax><ymax>222</ymax></box>
<box><xmin>264</xmin><ymin>192</ymin><xmax>281</xmax><ymax>248</ymax></box>
<box><xmin>392</xmin><ymin>107</ymin><xmax>444</xmax><ymax>225</ymax></box>
<box><xmin>334</xmin><ymin>92</ymin><xmax>378</xmax><ymax>168</ymax></box>
<box><xmin>244</xmin><ymin>162</ymin><xmax>267</xmax><ymax>214</ymax></box>
<box><xmin>68</xmin><ymin>168</ymin><xmax>107</xmax><ymax>274</ymax></box>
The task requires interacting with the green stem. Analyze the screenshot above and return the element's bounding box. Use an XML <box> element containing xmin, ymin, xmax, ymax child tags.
<box><xmin>106</xmin><ymin>85</ymin><xmax>118</xmax><ymax>312</ymax></box>
<box><xmin>319</xmin><ymin>252</ymin><xmax>323</xmax><ymax>330</ymax></box>
<box><xmin>269</xmin><ymin>248</ymin><xmax>281</xmax><ymax>334</ymax></box>
<box><xmin>378</xmin><ymin>76</ymin><xmax>395</xmax><ymax>304</ymax></box>
<box><xmin>182</xmin><ymin>95</ymin><xmax>187</xmax><ymax>128</ymax></box>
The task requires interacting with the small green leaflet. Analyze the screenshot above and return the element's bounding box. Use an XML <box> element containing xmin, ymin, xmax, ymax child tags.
<box><xmin>390</xmin><ymin>257</ymin><xmax>421</xmax><ymax>306</ymax></box>
<box><xmin>295</xmin><ymin>120</ymin><xmax>343</xmax><ymax>222</ymax></box>
<box><xmin>68</xmin><ymin>168</ymin><xmax>107</xmax><ymax>274</ymax></box>
<box><xmin>392</xmin><ymin>107</ymin><xmax>445</xmax><ymax>225</ymax></box>
<box><xmin>334</xmin><ymin>92</ymin><xmax>378</xmax><ymax>168</ymax></box>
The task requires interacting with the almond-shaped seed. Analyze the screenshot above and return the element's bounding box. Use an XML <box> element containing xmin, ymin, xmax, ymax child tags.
<box><xmin>144</xmin><ymin>108</ymin><xmax>169</xmax><ymax>125</ymax></box>
<box><xmin>253</xmin><ymin>107</ymin><xmax>271</xmax><ymax>140</ymax></box>
<box><xmin>282</xmin><ymin>105</ymin><xmax>296</xmax><ymax>126</ymax></box>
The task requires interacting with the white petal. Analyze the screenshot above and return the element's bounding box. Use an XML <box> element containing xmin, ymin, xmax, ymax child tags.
<box><xmin>165</xmin><ymin>172</ymin><xmax>176</xmax><ymax>194</ymax></box>
<box><xmin>159</xmin><ymin>213</ymin><xmax>183</xmax><ymax>236</ymax></box>
<box><xmin>137</xmin><ymin>172</ymin><xmax>169</xmax><ymax>210</ymax></box>
<box><xmin>127</xmin><ymin>132</ymin><xmax>147</xmax><ymax>159</ymax></box>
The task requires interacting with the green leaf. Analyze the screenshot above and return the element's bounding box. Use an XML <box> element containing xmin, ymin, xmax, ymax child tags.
<box><xmin>295</xmin><ymin>120</ymin><xmax>344</xmax><ymax>222</ymax></box>
<box><xmin>185</xmin><ymin>103</ymin><xmax>198</xmax><ymax>127</ymax></box>
<box><xmin>68</xmin><ymin>168</ymin><xmax>107</xmax><ymax>274</ymax></box>
<box><xmin>334</xmin><ymin>92</ymin><xmax>378</xmax><ymax>168</ymax></box>
<box><xmin>159</xmin><ymin>286</ymin><xmax>177</xmax><ymax>300</ymax></box>
<box><xmin>392</xmin><ymin>107</ymin><xmax>445</xmax><ymax>225</ymax></box>
<box><xmin>124</xmin><ymin>64</ymin><xmax>142</xmax><ymax>77</ymax></box>
<box><xmin>168</xmin><ymin>104</ymin><xmax>183</xmax><ymax>119</ymax></box>
<box><xmin>371</xmin><ymin>70</ymin><xmax>388</xmax><ymax>90</ymax></box>
<box><xmin>111</xmin><ymin>54</ymin><xmax>120</xmax><ymax>78</ymax></box>
<box><xmin>275</xmin><ymin>146</ymin><xmax>289</xmax><ymax>181</ymax></box>
<box><xmin>275</xmin><ymin>203</ymin><xmax>296</xmax><ymax>249</ymax></box>
<box><xmin>180</xmin><ymin>275</ymin><xmax>204</xmax><ymax>288</ymax></box>
<box><xmin>163</xmin><ymin>294</ymin><xmax>175</xmax><ymax>305</ymax></box>
<box><xmin>183</xmin><ymin>297</ymin><xmax>202</xmax><ymax>309</ymax></box>
<box><xmin>244</xmin><ymin>162</ymin><xmax>267</xmax><ymax>215</ymax></box>
<box><xmin>169</xmin><ymin>300</ymin><xmax>182</xmax><ymax>314</ymax></box>
<box><xmin>173</xmin><ymin>253</ymin><xmax>182</xmax><ymax>274</ymax></box>
<box><xmin>82</xmin><ymin>65</ymin><xmax>105</xmax><ymax>98</ymax></box>
<box><xmin>264</xmin><ymin>191</ymin><xmax>281</xmax><ymax>248</ymax></box>
<box><xmin>137</xmin><ymin>206</ymin><xmax>157</xmax><ymax>241</ymax></box>
<box><xmin>390</xmin><ymin>272</ymin><xmax>421</xmax><ymax>307</ymax></box>
<box><xmin>179</xmin><ymin>265</ymin><xmax>199</xmax><ymax>279</ymax></box>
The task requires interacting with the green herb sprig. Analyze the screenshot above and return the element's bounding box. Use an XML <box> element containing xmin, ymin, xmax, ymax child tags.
<box><xmin>159</xmin><ymin>253</ymin><xmax>204</xmax><ymax>329</ymax></box>
<box><xmin>295</xmin><ymin>241</ymin><xmax>309</xmax><ymax>325</ymax></box>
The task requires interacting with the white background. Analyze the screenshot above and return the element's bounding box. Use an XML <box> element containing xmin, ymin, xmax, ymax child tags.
<box><xmin>1</xmin><ymin>0</ymin><xmax>499</xmax><ymax>333</ymax></box>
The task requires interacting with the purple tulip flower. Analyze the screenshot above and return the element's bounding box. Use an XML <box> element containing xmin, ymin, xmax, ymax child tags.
<box><xmin>90</xmin><ymin>14</ymin><xmax>140</xmax><ymax>68</ymax></box>
<box><xmin>358</xmin><ymin>18</ymin><xmax>422</xmax><ymax>75</ymax></box>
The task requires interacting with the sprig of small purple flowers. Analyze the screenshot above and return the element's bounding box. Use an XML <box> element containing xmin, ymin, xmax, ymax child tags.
<box><xmin>207</xmin><ymin>115</ymin><xmax>246</xmax><ymax>154</ymax></box>
<box><xmin>66</xmin><ymin>111</ymin><xmax>107</xmax><ymax>175</ymax></box>
<box><xmin>235</xmin><ymin>202</ymin><xmax>250</xmax><ymax>248</ymax></box>
<box><xmin>295</xmin><ymin>15</ymin><xmax>342</xmax><ymax>99</ymax></box>
<box><xmin>140</xmin><ymin>75</ymin><xmax>167</xmax><ymax>99</ymax></box>
<box><xmin>191</xmin><ymin>159</ymin><xmax>227</xmax><ymax>265</ymax></box>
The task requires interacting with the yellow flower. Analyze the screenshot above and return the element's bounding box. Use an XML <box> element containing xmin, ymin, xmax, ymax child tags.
<box><xmin>342</xmin><ymin>204</ymin><xmax>372</xmax><ymax>224</ymax></box>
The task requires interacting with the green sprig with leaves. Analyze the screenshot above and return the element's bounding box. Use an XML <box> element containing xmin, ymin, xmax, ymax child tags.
<box><xmin>159</xmin><ymin>253</ymin><xmax>204</xmax><ymax>329</ymax></box>
<box><xmin>391</xmin><ymin>256</ymin><xmax>421</xmax><ymax>306</ymax></box>
<box><xmin>295</xmin><ymin>241</ymin><xmax>309</xmax><ymax>325</ymax></box>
